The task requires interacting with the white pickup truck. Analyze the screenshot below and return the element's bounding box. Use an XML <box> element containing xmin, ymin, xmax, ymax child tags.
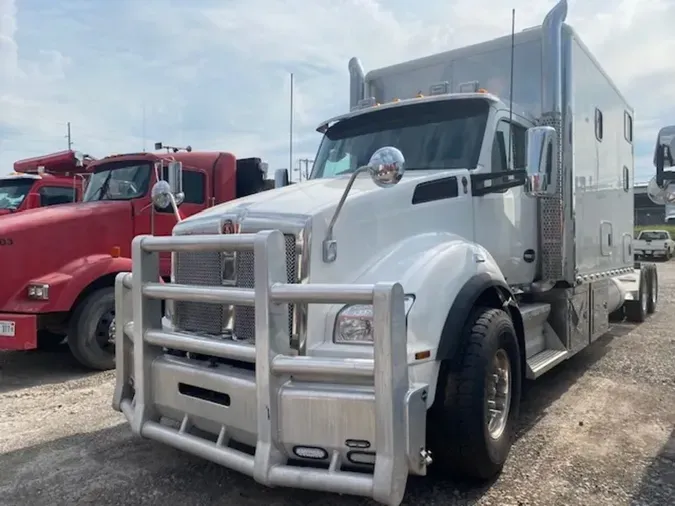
<box><xmin>634</xmin><ymin>229</ymin><xmax>674</xmax><ymax>260</ymax></box>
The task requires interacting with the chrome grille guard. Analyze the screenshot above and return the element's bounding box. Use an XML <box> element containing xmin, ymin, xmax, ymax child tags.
<box><xmin>112</xmin><ymin>230</ymin><xmax>429</xmax><ymax>506</ymax></box>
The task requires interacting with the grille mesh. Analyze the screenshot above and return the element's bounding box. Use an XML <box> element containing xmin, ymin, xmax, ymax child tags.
<box><xmin>173</xmin><ymin>233</ymin><xmax>298</xmax><ymax>340</ymax></box>
<box><xmin>234</xmin><ymin>234</ymin><xmax>297</xmax><ymax>341</ymax></box>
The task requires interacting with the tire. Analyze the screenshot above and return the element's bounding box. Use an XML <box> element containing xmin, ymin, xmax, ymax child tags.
<box><xmin>625</xmin><ymin>269</ymin><xmax>648</xmax><ymax>323</ymax></box>
<box><xmin>647</xmin><ymin>264</ymin><xmax>658</xmax><ymax>314</ymax></box>
<box><xmin>36</xmin><ymin>330</ymin><xmax>67</xmax><ymax>351</ymax></box>
<box><xmin>67</xmin><ymin>287</ymin><xmax>116</xmax><ymax>370</ymax></box>
<box><xmin>428</xmin><ymin>307</ymin><xmax>521</xmax><ymax>481</ymax></box>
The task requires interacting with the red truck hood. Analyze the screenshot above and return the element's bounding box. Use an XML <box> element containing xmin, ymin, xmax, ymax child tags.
<box><xmin>0</xmin><ymin>201</ymin><xmax>134</xmax><ymax>309</ymax></box>
<box><xmin>0</xmin><ymin>209</ymin><xmax>12</xmax><ymax>216</ymax></box>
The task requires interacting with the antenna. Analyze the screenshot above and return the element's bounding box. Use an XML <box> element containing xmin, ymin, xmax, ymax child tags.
<box><xmin>289</xmin><ymin>72</ymin><xmax>294</xmax><ymax>183</ymax></box>
<box><xmin>508</xmin><ymin>8</ymin><xmax>515</xmax><ymax>168</ymax></box>
<box><xmin>66</xmin><ymin>122</ymin><xmax>73</xmax><ymax>150</ymax></box>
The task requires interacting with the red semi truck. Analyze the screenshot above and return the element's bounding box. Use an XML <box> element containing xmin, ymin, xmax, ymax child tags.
<box><xmin>0</xmin><ymin>150</ymin><xmax>94</xmax><ymax>215</ymax></box>
<box><xmin>0</xmin><ymin>147</ymin><xmax>273</xmax><ymax>370</ymax></box>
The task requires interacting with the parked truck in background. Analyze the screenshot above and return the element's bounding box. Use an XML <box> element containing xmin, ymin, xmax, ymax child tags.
<box><xmin>0</xmin><ymin>147</ymin><xmax>275</xmax><ymax>370</ymax></box>
<box><xmin>113</xmin><ymin>1</ymin><xmax>661</xmax><ymax>504</ymax></box>
<box><xmin>633</xmin><ymin>229</ymin><xmax>674</xmax><ymax>260</ymax></box>
<box><xmin>0</xmin><ymin>150</ymin><xmax>94</xmax><ymax>215</ymax></box>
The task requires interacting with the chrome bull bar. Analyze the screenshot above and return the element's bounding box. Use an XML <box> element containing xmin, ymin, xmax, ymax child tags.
<box><xmin>112</xmin><ymin>230</ymin><xmax>428</xmax><ymax>506</ymax></box>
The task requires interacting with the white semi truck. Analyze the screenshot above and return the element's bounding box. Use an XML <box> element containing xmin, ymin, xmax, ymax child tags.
<box><xmin>112</xmin><ymin>1</ymin><xmax>661</xmax><ymax>504</ymax></box>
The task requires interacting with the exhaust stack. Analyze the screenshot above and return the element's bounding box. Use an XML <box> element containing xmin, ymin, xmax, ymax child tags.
<box><xmin>348</xmin><ymin>57</ymin><xmax>366</xmax><ymax>110</ymax></box>
<box><xmin>539</xmin><ymin>0</ymin><xmax>569</xmax><ymax>284</ymax></box>
<box><xmin>542</xmin><ymin>0</ymin><xmax>568</xmax><ymax>115</ymax></box>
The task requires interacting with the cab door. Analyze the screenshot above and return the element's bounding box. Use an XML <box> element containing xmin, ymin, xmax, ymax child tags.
<box><xmin>472</xmin><ymin>113</ymin><xmax>538</xmax><ymax>286</ymax></box>
<box><xmin>140</xmin><ymin>167</ymin><xmax>211</xmax><ymax>276</ymax></box>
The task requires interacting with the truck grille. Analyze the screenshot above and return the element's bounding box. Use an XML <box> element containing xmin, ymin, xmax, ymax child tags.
<box><xmin>173</xmin><ymin>233</ymin><xmax>298</xmax><ymax>341</ymax></box>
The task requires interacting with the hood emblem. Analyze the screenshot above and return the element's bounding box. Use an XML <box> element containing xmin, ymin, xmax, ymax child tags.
<box><xmin>222</xmin><ymin>219</ymin><xmax>235</xmax><ymax>235</ymax></box>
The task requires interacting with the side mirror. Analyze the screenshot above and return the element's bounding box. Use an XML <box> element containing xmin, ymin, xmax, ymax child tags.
<box><xmin>274</xmin><ymin>168</ymin><xmax>289</xmax><ymax>188</ymax></box>
<box><xmin>367</xmin><ymin>146</ymin><xmax>405</xmax><ymax>188</ymax></box>
<box><xmin>524</xmin><ymin>126</ymin><xmax>558</xmax><ymax>198</ymax></box>
<box><xmin>167</xmin><ymin>161</ymin><xmax>182</xmax><ymax>192</ymax></box>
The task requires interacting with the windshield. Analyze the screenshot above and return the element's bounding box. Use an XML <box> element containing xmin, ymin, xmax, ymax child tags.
<box><xmin>639</xmin><ymin>231</ymin><xmax>669</xmax><ymax>241</ymax></box>
<box><xmin>83</xmin><ymin>162</ymin><xmax>152</xmax><ymax>202</ymax></box>
<box><xmin>312</xmin><ymin>98</ymin><xmax>490</xmax><ymax>179</ymax></box>
<box><xmin>0</xmin><ymin>178</ymin><xmax>35</xmax><ymax>210</ymax></box>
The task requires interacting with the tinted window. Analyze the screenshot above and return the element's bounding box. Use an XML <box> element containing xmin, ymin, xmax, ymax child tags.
<box><xmin>183</xmin><ymin>171</ymin><xmax>205</xmax><ymax>204</ymax></box>
<box><xmin>39</xmin><ymin>186</ymin><xmax>76</xmax><ymax>207</ymax></box>
<box><xmin>492</xmin><ymin>120</ymin><xmax>527</xmax><ymax>172</ymax></box>
<box><xmin>159</xmin><ymin>168</ymin><xmax>206</xmax><ymax>205</ymax></box>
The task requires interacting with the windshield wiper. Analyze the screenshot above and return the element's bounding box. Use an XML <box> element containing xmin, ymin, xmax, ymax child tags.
<box><xmin>87</xmin><ymin>171</ymin><xmax>114</xmax><ymax>202</ymax></box>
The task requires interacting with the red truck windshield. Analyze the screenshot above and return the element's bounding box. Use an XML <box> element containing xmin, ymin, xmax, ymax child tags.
<box><xmin>312</xmin><ymin>98</ymin><xmax>489</xmax><ymax>179</ymax></box>
<box><xmin>0</xmin><ymin>178</ymin><xmax>35</xmax><ymax>210</ymax></box>
<box><xmin>83</xmin><ymin>162</ymin><xmax>152</xmax><ymax>202</ymax></box>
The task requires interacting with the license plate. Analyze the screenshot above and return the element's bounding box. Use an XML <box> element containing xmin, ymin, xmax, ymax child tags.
<box><xmin>0</xmin><ymin>321</ymin><xmax>16</xmax><ymax>337</ymax></box>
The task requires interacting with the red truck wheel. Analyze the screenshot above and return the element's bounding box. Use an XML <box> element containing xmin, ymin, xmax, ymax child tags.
<box><xmin>67</xmin><ymin>287</ymin><xmax>116</xmax><ymax>371</ymax></box>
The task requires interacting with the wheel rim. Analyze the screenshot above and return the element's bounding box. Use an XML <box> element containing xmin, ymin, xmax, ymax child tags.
<box><xmin>486</xmin><ymin>348</ymin><xmax>512</xmax><ymax>440</ymax></box>
<box><xmin>641</xmin><ymin>279</ymin><xmax>648</xmax><ymax>313</ymax></box>
<box><xmin>651</xmin><ymin>273</ymin><xmax>658</xmax><ymax>306</ymax></box>
<box><xmin>95</xmin><ymin>308</ymin><xmax>116</xmax><ymax>351</ymax></box>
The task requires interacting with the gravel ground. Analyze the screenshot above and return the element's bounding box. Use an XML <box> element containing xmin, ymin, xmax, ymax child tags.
<box><xmin>1</xmin><ymin>266</ymin><xmax>674</xmax><ymax>506</ymax></box>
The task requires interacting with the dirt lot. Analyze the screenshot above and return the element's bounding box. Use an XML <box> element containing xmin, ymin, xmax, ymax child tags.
<box><xmin>1</xmin><ymin>267</ymin><xmax>674</xmax><ymax>506</ymax></box>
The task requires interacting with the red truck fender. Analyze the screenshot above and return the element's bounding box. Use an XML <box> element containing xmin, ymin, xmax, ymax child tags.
<box><xmin>25</xmin><ymin>254</ymin><xmax>133</xmax><ymax>313</ymax></box>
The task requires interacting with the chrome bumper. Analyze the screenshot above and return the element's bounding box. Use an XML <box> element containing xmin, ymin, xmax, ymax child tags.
<box><xmin>112</xmin><ymin>231</ymin><xmax>430</xmax><ymax>506</ymax></box>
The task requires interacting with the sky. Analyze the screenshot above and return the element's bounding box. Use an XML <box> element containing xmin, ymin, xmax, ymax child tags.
<box><xmin>0</xmin><ymin>0</ymin><xmax>673</xmax><ymax>182</ymax></box>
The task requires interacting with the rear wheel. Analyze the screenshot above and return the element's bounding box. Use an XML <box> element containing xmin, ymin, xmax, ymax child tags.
<box><xmin>428</xmin><ymin>307</ymin><xmax>521</xmax><ymax>481</ymax></box>
<box><xmin>67</xmin><ymin>287</ymin><xmax>116</xmax><ymax>370</ymax></box>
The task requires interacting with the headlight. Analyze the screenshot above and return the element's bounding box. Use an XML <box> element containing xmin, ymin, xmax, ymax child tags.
<box><xmin>27</xmin><ymin>283</ymin><xmax>49</xmax><ymax>300</ymax></box>
<box><xmin>333</xmin><ymin>294</ymin><xmax>415</xmax><ymax>345</ymax></box>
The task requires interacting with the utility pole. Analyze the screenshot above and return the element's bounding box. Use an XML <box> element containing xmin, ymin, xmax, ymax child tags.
<box><xmin>289</xmin><ymin>72</ymin><xmax>294</xmax><ymax>182</ymax></box>
<box><xmin>66</xmin><ymin>122</ymin><xmax>73</xmax><ymax>150</ymax></box>
<box><xmin>297</xmin><ymin>158</ymin><xmax>313</xmax><ymax>180</ymax></box>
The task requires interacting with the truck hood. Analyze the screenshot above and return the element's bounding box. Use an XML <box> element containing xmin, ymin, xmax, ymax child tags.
<box><xmin>0</xmin><ymin>209</ymin><xmax>12</xmax><ymax>216</ymax></box>
<box><xmin>179</xmin><ymin>171</ymin><xmax>443</xmax><ymax>225</ymax></box>
<box><xmin>0</xmin><ymin>201</ymin><xmax>122</xmax><ymax>233</ymax></box>
<box><xmin>175</xmin><ymin>169</ymin><xmax>477</xmax><ymax>285</ymax></box>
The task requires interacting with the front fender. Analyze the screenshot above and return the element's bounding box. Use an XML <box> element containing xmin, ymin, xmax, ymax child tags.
<box><xmin>7</xmin><ymin>255</ymin><xmax>133</xmax><ymax>313</ymax></box>
<box><xmin>321</xmin><ymin>232</ymin><xmax>509</xmax><ymax>407</ymax></box>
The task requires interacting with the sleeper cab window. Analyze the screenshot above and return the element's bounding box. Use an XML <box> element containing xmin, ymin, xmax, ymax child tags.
<box><xmin>624</xmin><ymin>111</ymin><xmax>633</xmax><ymax>143</ymax></box>
<box><xmin>594</xmin><ymin>108</ymin><xmax>603</xmax><ymax>142</ymax></box>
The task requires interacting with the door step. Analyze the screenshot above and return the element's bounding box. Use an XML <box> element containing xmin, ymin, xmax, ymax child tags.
<box><xmin>526</xmin><ymin>349</ymin><xmax>569</xmax><ymax>379</ymax></box>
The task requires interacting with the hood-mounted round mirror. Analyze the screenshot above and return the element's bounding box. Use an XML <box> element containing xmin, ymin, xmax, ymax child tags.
<box><xmin>367</xmin><ymin>146</ymin><xmax>405</xmax><ymax>188</ymax></box>
<box><xmin>647</xmin><ymin>175</ymin><xmax>675</xmax><ymax>205</ymax></box>
<box><xmin>151</xmin><ymin>180</ymin><xmax>172</xmax><ymax>209</ymax></box>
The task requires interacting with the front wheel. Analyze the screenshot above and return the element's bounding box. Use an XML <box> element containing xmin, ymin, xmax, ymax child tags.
<box><xmin>428</xmin><ymin>307</ymin><xmax>522</xmax><ymax>481</ymax></box>
<box><xmin>67</xmin><ymin>287</ymin><xmax>116</xmax><ymax>370</ymax></box>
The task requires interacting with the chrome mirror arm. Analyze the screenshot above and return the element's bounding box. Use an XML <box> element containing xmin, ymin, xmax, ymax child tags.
<box><xmin>322</xmin><ymin>165</ymin><xmax>371</xmax><ymax>263</ymax></box>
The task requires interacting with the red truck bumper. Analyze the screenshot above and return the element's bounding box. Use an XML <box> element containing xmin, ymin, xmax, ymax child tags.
<box><xmin>0</xmin><ymin>313</ymin><xmax>38</xmax><ymax>350</ymax></box>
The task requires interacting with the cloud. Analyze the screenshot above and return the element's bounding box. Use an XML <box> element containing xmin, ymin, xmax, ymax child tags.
<box><xmin>0</xmin><ymin>0</ymin><xmax>673</xmax><ymax>183</ymax></box>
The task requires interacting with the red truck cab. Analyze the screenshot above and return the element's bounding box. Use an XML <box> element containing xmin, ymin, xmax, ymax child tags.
<box><xmin>0</xmin><ymin>149</ymin><xmax>271</xmax><ymax>370</ymax></box>
<box><xmin>0</xmin><ymin>150</ymin><xmax>93</xmax><ymax>215</ymax></box>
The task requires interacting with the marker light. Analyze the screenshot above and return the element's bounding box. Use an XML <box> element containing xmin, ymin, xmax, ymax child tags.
<box><xmin>27</xmin><ymin>283</ymin><xmax>49</xmax><ymax>300</ymax></box>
